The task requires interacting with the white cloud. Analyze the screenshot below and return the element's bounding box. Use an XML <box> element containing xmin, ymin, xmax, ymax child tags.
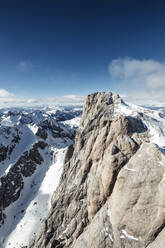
<box><xmin>42</xmin><ymin>95</ymin><xmax>85</xmax><ymax>106</ymax></box>
<box><xmin>0</xmin><ymin>89</ymin><xmax>14</xmax><ymax>98</ymax></box>
<box><xmin>110</xmin><ymin>58</ymin><xmax>162</xmax><ymax>79</ymax></box>
<box><xmin>27</xmin><ymin>99</ymin><xmax>39</xmax><ymax>104</ymax></box>
<box><xmin>147</xmin><ymin>72</ymin><xmax>165</xmax><ymax>91</ymax></box>
<box><xmin>0</xmin><ymin>89</ymin><xmax>85</xmax><ymax>108</ymax></box>
<box><xmin>17</xmin><ymin>61</ymin><xmax>36</xmax><ymax>72</ymax></box>
<box><xmin>109</xmin><ymin>58</ymin><xmax>165</xmax><ymax>105</ymax></box>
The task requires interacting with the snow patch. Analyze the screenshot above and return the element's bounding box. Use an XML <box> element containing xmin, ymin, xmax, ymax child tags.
<box><xmin>121</xmin><ymin>229</ymin><xmax>138</xmax><ymax>241</ymax></box>
<box><xmin>107</xmin><ymin>209</ymin><xmax>111</xmax><ymax>218</ymax></box>
<box><xmin>28</xmin><ymin>124</ymin><xmax>38</xmax><ymax>135</ymax></box>
<box><xmin>114</xmin><ymin>101</ymin><xmax>165</xmax><ymax>150</ymax></box>
<box><xmin>1</xmin><ymin>116</ymin><xmax>19</xmax><ymax>127</ymax></box>
<box><xmin>62</xmin><ymin>116</ymin><xmax>81</xmax><ymax>128</ymax></box>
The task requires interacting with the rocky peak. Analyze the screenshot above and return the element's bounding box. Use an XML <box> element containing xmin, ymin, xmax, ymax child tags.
<box><xmin>80</xmin><ymin>92</ymin><xmax>122</xmax><ymax>128</ymax></box>
<box><xmin>26</xmin><ymin>92</ymin><xmax>165</xmax><ymax>248</ymax></box>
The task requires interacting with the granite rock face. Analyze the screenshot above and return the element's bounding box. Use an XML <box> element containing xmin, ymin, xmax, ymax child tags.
<box><xmin>28</xmin><ymin>92</ymin><xmax>165</xmax><ymax>248</ymax></box>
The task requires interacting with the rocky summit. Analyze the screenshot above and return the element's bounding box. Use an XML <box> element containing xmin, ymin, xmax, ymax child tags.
<box><xmin>25</xmin><ymin>92</ymin><xmax>165</xmax><ymax>248</ymax></box>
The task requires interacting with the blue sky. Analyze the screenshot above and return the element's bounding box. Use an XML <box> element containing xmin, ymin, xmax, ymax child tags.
<box><xmin>0</xmin><ymin>0</ymin><xmax>165</xmax><ymax>106</ymax></box>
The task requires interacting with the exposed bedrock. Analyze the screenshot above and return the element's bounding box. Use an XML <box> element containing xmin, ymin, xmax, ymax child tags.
<box><xmin>29</xmin><ymin>92</ymin><xmax>165</xmax><ymax>248</ymax></box>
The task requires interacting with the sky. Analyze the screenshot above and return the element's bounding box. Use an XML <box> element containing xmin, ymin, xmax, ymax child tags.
<box><xmin>0</xmin><ymin>0</ymin><xmax>165</xmax><ymax>107</ymax></box>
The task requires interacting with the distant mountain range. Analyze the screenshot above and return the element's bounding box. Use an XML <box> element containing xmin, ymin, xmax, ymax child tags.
<box><xmin>0</xmin><ymin>106</ymin><xmax>82</xmax><ymax>248</ymax></box>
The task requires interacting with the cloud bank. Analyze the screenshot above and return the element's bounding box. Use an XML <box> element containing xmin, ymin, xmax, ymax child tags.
<box><xmin>0</xmin><ymin>89</ymin><xmax>85</xmax><ymax>109</ymax></box>
<box><xmin>109</xmin><ymin>58</ymin><xmax>165</xmax><ymax>106</ymax></box>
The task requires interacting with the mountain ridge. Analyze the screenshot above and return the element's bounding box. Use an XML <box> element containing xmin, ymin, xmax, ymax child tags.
<box><xmin>27</xmin><ymin>92</ymin><xmax>165</xmax><ymax>248</ymax></box>
<box><xmin>1</xmin><ymin>92</ymin><xmax>165</xmax><ymax>247</ymax></box>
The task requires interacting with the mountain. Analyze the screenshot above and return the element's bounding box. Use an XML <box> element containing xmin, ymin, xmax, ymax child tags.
<box><xmin>0</xmin><ymin>106</ymin><xmax>82</xmax><ymax>248</ymax></box>
<box><xmin>27</xmin><ymin>92</ymin><xmax>165</xmax><ymax>248</ymax></box>
<box><xmin>1</xmin><ymin>92</ymin><xmax>165</xmax><ymax>248</ymax></box>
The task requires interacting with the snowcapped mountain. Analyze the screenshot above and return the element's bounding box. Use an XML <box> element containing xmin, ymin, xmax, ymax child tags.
<box><xmin>26</xmin><ymin>92</ymin><xmax>165</xmax><ymax>248</ymax></box>
<box><xmin>113</xmin><ymin>100</ymin><xmax>165</xmax><ymax>150</ymax></box>
<box><xmin>0</xmin><ymin>106</ymin><xmax>82</xmax><ymax>248</ymax></box>
<box><xmin>1</xmin><ymin>93</ymin><xmax>165</xmax><ymax>248</ymax></box>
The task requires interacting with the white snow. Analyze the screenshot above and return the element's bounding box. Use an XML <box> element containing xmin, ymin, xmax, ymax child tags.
<box><xmin>104</xmin><ymin>227</ymin><xmax>113</xmax><ymax>242</ymax></box>
<box><xmin>9</xmin><ymin>125</ymin><xmax>36</xmax><ymax>161</ymax></box>
<box><xmin>28</xmin><ymin>123</ymin><xmax>38</xmax><ymax>135</ymax></box>
<box><xmin>109</xmin><ymin>234</ymin><xmax>113</xmax><ymax>242</ymax></box>
<box><xmin>107</xmin><ymin>209</ymin><xmax>111</xmax><ymax>218</ymax></box>
<box><xmin>1</xmin><ymin>101</ymin><xmax>165</xmax><ymax>247</ymax></box>
<box><xmin>121</xmin><ymin>229</ymin><xmax>138</xmax><ymax>241</ymax></box>
<box><xmin>0</xmin><ymin>108</ymin><xmax>80</xmax><ymax>248</ymax></box>
<box><xmin>4</xmin><ymin>164</ymin><xmax>13</xmax><ymax>175</ymax></box>
<box><xmin>1</xmin><ymin>116</ymin><xmax>19</xmax><ymax>127</ymax></box>
<box><xmin>148</xmin><ymin>123</ymin><xmax>165</xmax><ymax>147</ymax></box>
<box><xmin>114</xmin><ymin>101</ymin><xmax>165</xmax><ymax>149</ymax></box>
<box><xmin>62</xmin><ymin>116</ymin><xmax>81</xmax><ymax>128</ymax></box>
<box><xmin>2</xmin><ymin>147</ymin><xmax>66</xmax><ymax>248</ymax></box>
<box><xmin>0</xmin><ymin>125</ymin><xmax>37</xmax><ymax>177</ymax></box>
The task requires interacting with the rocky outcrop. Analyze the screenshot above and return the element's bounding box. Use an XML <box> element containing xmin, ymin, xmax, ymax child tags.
<box><xmin>0</xmin><ymin>145</ymin><xmax>8</xmax><ymax>162</ymax></box>
<box><xmin>26</xmin><ymin>92</ymin><xmax>165</xmax><ymax>248</ymax></box>
<box><xmin>72</xmin><ymin>142</ymin><xmax>165</xmax><ymax>248</ymax></box>
<box><xmin>0</xmin><ymin>127</ymin><xmax>21</xmax><ymax>162</ymax></box>
<box><xmin>0</xmin><ymin>141</ymin><xmax>47</xmax><ymax>226</ymax></box>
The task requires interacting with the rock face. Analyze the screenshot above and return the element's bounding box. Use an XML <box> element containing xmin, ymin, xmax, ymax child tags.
<box><xmin>28</xmin><ymin>92</ymin><xmax>165</xmax><ymax>248</ymax></box>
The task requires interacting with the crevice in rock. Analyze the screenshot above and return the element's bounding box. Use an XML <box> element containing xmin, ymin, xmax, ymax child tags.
<box><xmin>80</xmin><ymin>160</ymin><xmax>93</xmax><ymax>185</ymax></box>
<box><xmin>150</xmin><ymin>222</ymin><xmax>165</xmax><ymax>244</ymax></box>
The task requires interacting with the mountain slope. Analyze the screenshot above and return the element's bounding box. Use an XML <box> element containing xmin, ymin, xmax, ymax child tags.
<box><xmin>0</xmin><ymin>107</ymin><xmax>81</xmax><ymax>248</ymax></box>
<box><xmin>28</xmin><ymin>92</ymin><xmax>165</xmax><ymax>248</ymax></box>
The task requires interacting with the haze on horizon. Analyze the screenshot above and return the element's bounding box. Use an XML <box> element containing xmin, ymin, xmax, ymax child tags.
<box><xmin>0</xmin><ymin>0</ymin><xmax>165</xmax><ymax>107</ymax></box>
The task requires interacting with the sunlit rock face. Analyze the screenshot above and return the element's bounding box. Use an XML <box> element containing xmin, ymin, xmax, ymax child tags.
<box><xmin>26</xmin><ymin>92</ymin><xmax>165</xmax><ymax>248</ymax></box>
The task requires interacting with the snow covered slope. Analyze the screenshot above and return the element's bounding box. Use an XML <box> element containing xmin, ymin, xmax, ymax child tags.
<box><xmin>0</xmin><ymin>107</ymin><xmax>82</xmax><ymax>248</ymax></box>
<box><xmin>3</xmin><ymin>148</ymin><xmax>66</xmax><ymax>248</ymax></box>
<box><xmin>114</xmin><ymin>100</ymin><xmax>165</xmax><ymax>150</ymax></box>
